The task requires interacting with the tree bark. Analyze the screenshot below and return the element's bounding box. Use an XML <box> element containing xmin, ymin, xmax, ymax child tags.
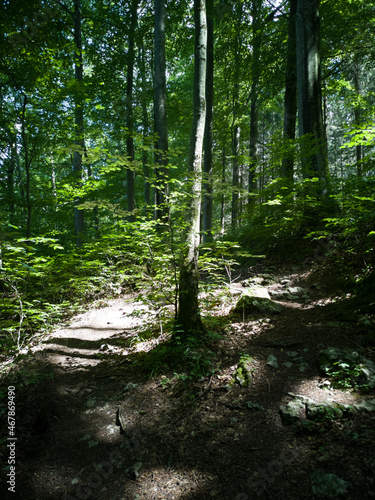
<box><xmin>21</xmin><ymin>95</ymin><xmax>32</xmax><ymax>239</ymax></box>
<box><xmin>177</xmin><ymin>0</ymin><xmax>207</xmax><ymax>336</ymax></box>
<box><xmin>353</xmin><ymin>65</ymin><xmax>363</xmax><ymax>177</ymax></box>
<box><xmin>73</xmin><ymin>0</ymin><xmax>85</xmax><ymax>247</ymax></box>
<box><xmin>140</xmin><ymin>43</ymin><xmax>151</xmax><ymax>213</ymax></box>
<box><xmin>231</xmin><ymin>101</ymin><xmax>240</xmax><ymax>229</ymax></box>
<box><xmin>126</xmin><ymin>0</ymin><xmax>138</xmax><ymax>222</ymax></box>
<box><xmin>296</xmin><ymin>0</ymin><xmax>331</xmax><ymax>199</ymax></box>
<box><xmin>220</xmin><ymin>146</ymin><xmax>226</xmax><ymax>234</ymax></box>
<box><xmin>202</xmin><ymin>0</ymin><xmax>214</xmax><ymax>242</ymax></box>
<box><xmin>248</xmin><ymin>0</ymin><xmax>261</xmax><ymax>202</ymax></box>
<box><xmin>281</xmin><ymin>0</ymin><xmax>297</xmax><ymax>183</ymax></box>
<box><xmin>154</xmin><ymin>0</ymin><xmax>169</xmax><ymax>223</ymax></box>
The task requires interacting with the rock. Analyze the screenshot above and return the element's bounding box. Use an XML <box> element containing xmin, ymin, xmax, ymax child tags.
<box><xmin>126</xmin><ymin>461</ymin><xmax>142</xmax><ymax>480</ymax></box>
<box><xmin>352</xmin><ymin>398</ymin><xmax>375</xmax><ymax>412</ymax></box>
<box><xmin>310</xmin><ymin>470</ymin><xmax>348</xmax><ymax>498</ymax></box>
<box><xmin>279</xmin><ymin>399</ymin><xmax>305</xmax><ymax>425</ymax></box>
<box><xmin>233</xmin><ymin>287</ymin><xmax>283</xmax><ymax>316</ymax></box>
<box><xmin>266</xmin><ymin>354</ymin><xmax>278</xmax><ymax>368</ymax></box>
<box><xmin>269</xmin><ymin>290</ymin><xmax>294</xmax><ymax>301</ymax></box>
<box><xmin>306</xmin><ymin>401</ymin><xmax>350</xmax><ymax>421</ymax></box>
<box><xmin>359</xmin><ymin>361</ymin><xmax>375</xmax><ymax>387</ymax></box>
<box><xmin>288</xmin><ymin>286</ymin><xmax>306</xmax><ymax>295</ymax></box>
<box><xmin>283</xmin><ymin>361</ymin><xmax>293</xmax><ymax>368</ymax></box>
<box><xmin>242</xmin><ymin>285</ymin><xmax>271</xmax><ymax>299</ymax></box>
<box><xmin>234</xmin><ymin>358</ymin><xmax>254</xmax><ymax>387</ymax></box>
<box><xmin>319</xmin><ymin>347</ymin><xmax>375</xmax><ymax>388</ymax></box>
<box><xmin>124</xmin><ymin>382</ymin><xmax>138</xmax><ymax>392</ymax></box>
<box><xmin>246</xmin><ymin>401</ymin><xmax>265</xmax><ymax>411</ymax></box>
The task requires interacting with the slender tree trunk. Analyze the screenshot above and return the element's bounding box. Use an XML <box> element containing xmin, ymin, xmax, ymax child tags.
<box><xmin>231</xmin><ymin>1</ymin><xmax>242</xmax><ymax>227</ymax></box>
<box><xmin>73</xmin><ymin>0</ymin><xmax>85</xmax><ymax>247</ymax></box>
<box><xmin>202</xmin><ymin>0</ymin><xmax>214</xmax><ymax>242</ymax></box>
<box><xmin>248</xmin><ymin>0</ymin><xmax>261</xmax><ymax>202</ymax></box>
<box><xmin>281</xmin><ymin>0</ymin><xmax>297</xmax><ymax>182</ymax></box>
<box><xmin>296</xmin><ymin>0</ymin><xmax>331</xmax><ymax>199</ymax></box>
<box><xmin>126</xmin><ymin>0</ymin><xmax>138</xmax><ymax>222</ymax></box>
<box><xmin>7</xmin><ymin>145</ymin><xmax>16</xmax><ymax>226</ymax></box>
<box><xmin>20</xmin><ymin>95</ymin><xmax>32</xmax><ymax>239</ymax></box>
<box><xmin>177</xmin><ymin>0</ymin><xmax>207</xmax><ymax>336</ymax></box>
<box><xmin>231</xmin><ymin>105</ymin><xmax>240</xmax><ymax>229</ymax></box>
<box><xmin>140</xmin><ymin>44</ymin><xmax>151</xmax><ymax>214</ymax></box>
<box><xmin>87</xmin><ymin>162</ymin><xmax>101</xmax><ymax>239</ymax></box>
<box><xmin>353</xmin><ymin>66</ymin><xmax>363</xmax><ymax>177</ymax></box>
<box><xmin>220</xmin><ymin>146</ymin><xmax>226</xmax><ymax>233</ymax></box>
<box><xmin>154</xmin><ymin>0</ymin><xmax>169</xmax><ymax>223</ymax></box>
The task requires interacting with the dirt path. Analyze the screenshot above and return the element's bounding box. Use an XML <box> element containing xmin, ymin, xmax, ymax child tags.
<box><xmin>1</xmin><ymin>270</ymin><xmax>374</xmax><ymax>499</ymax></box>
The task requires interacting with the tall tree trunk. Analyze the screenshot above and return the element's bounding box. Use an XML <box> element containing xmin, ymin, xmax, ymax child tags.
<box><xmin>220</xmin><ymin>146</ymin><xmax>226</xmax><ymax>233</ymax></box>
<box><xmin>87</xmin><ymin>162</ymin><xmax>101</xmax><ymax>239</ymax></box>
<box><xmin>21</xmin><ymin>95</ymin><xmax>32</xmax><ymax>239</ymax></box>
<box><xmin>296</xmin><ymin>0</ymin><xmax>331</xmax><ymax>199</ymax></box>
<box><xmin>231</xmin><ymin>1</ymin><xmax>242</xmax><ymax>229</ymax></box>
<box><xmin>126</xmin><ymin>0</ymin><xmax>138</xmax><ymax>222</ymax></box>
<box><xmin>353</xmin><ymin>65</ymin><xmax>363</xmax><ymax>177</ymax></box>
<box><xmin>248</xmin><ymin>0</ymin><xmax>261</xmax><ymax>202</ymax></box>
<box><xmin>7</xmin><ymin>145</ymin><xmax>16</xmax><ymax>226</ymax></box>
<box><xmin>202</xmin><ymin>0</ymin><xmax>214</xmax><ymax>242</ymax></box>
<box><xmin>140</xmin><ymin>43</ymin><xmax>151</xmax><ymax>214</ymax></box>
<box><xmin>177</xmin><ymin>0</ymin><xmax>207</xmax><ymax>336</ymax></box>
<box><xmin>281</xmin><ymin>0</ymin><xmax>297</xmax><ymax>183</ymax></box>
<box><xmin>73</xmin><ymin>0</ymin><xmax>85</xmax><ymax>247</ymax></box>
<box><xmin>231</xmin><ymin>102</ymin><xmax>240</xmax><ymax>230</ymax></box>
<box><xmin>154</xmin><ymin>0</ymin><xmax>169</xmax><ymax>223</ymax></box>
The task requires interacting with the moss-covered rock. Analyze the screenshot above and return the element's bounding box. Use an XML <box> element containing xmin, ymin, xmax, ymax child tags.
<box><xmin>233</xmin><ymin>286</ymin><xmax>283</xmax><ymax>316</ymax></box>
<box><xmin>234</xmin><ymin>356</ymin><xmax>255</xmax><ymax>387</ymax></box>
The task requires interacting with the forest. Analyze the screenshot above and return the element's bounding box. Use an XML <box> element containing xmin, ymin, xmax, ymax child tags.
<box><xmin>1</xmin><ymin>0</ymin><xmax>375</xmax><ymax>498</ymax></box>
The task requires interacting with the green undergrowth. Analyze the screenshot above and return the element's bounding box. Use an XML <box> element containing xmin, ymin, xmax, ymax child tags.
<box><xmin>131</xmin><ymin>325</ymin><xmax>223</xmax><ymax>394</ymax></box>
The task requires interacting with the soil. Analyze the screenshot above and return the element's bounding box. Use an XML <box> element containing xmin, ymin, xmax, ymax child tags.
<box><xmin>1</xmin><ymin>264</ymin><xmax>375</xmax><ymax>500</ymax></box>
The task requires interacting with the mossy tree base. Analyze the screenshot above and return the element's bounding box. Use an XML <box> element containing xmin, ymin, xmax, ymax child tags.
<box><xmin>176</xmin><ymin>261</ymin><xmax>205</xmax><ymax>339</ymax></box>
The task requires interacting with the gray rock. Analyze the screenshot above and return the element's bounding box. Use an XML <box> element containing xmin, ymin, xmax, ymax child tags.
<box><xmin>310</xmin><ymin>470</ymin><xmax>348</xmax><ymax>498</ymax></box>
<box><xmin>246</xmin><ymin>401</ymin><xmax>265</xmax><ymax>411</ymax></box>
<box><xmin>279</xmin><ymin>399</ymin><xmax>305</xmax><ymax>425</ymax></box>
<box><xmin>306</xmin><ymin>401</ymin><xmax>348</xmax><ymax>421</ymax></box>
<box><xmin>268</xmin><ymin>290</ymin><xmax>294</xmax><ymax>301</ymax></box>
<box><xmin>288</xmin><ymin>286</ymin><xmax>306</xmax><ymax>295</ymax></box>
<box><xmin>233</xmin><ymin>288</ymin><xmax>283</xmax><ymax>316</ymax></box>
<box><xmin>353</xmin><ymin>398</ymin><xmax>375</xmax><ymax>412</ymax></box>
<box><xmin>267</xmin><ymin>354</ymin><xmax>278</xmax><ymax>368</ymax></box>
<box><xmin>283</xmin><ymin>361</ymin><xmax>293</xmax><ymax>368</ymax></box>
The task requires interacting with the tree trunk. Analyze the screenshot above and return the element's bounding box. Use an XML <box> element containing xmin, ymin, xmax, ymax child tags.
<box><xmin>296</xmin><ymin>0</ymin><xmax>331</xmax><ymax>199</ymax></box>
<box><xmin>21</xmin><ymin>95</ymin><xmax>32</xmax><ymax>239</ymax></box>
<box><xmin>154</xmin><ymin>0</ymin><xmax>169</xmax><ymax>223</ymax></box>
<box><xmin>220</xmin><ymin>146</ymin><xmax>226</xmax><ymax>233</ymax></box>
<box><xmin>202</xmin><ymin>0</ymin><xmax>214</xmax><ymax>243</ymax></box>
<box><xmin>126</xmin><ymin>0</ymin><xmax>138</xmax><ymax>222</ymax></box>
<box><xmin>73</xmin><ymin>0</ymin><xmax>85</xmax><ymax>247</ymax></box>
<box><xmin>231</xmin><ymin>106</ymin><xmax>240</xmax><ymax>230</ymax></box>
<box><xmin>353</xmin><ymin>65</ymin><xmax>363</xmax><ymax>177</ymax></box>
<box><xmin>140</xmin><ymin>43</ymin><xmax>151</xmax><ymax>214</ymax></box>
<box><xmin>177</xmin><ymin>0</ymin><xmax>207</xmax><ymax>336</ymax></box>
<box><xmin>248</xmin><ymin>0</ymin><xmax>261</xmax><ymax>202</ymax></box>
<box><xmin>281</xmin><ymin>0</ymin><xmax>297</xmax><ymax>183</ymax></box>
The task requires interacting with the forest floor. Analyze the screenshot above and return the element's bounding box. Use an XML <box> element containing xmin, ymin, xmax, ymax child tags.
<box><xmin>1</xmin><ymin>262</ymin><xmax>375</xmax><ymax>500</ymax></box>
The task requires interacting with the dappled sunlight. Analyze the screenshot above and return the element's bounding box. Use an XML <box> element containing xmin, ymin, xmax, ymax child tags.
<box><xmin>1</xmin><ymin>266</ymin><xmax>374</xmax><ymax>499</ymax></box>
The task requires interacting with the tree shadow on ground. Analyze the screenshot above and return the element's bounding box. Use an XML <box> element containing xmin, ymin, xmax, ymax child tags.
<box><xmin>0</xmin><ymin>282</ymin><xmax>374</xmax><ymax>500</ymax></box>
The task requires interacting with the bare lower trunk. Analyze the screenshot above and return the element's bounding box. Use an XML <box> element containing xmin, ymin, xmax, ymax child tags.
<box><xmin>177</xmin><ymin>0</ymin><xmax>207</xmax><ymax>336</ymax></box>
